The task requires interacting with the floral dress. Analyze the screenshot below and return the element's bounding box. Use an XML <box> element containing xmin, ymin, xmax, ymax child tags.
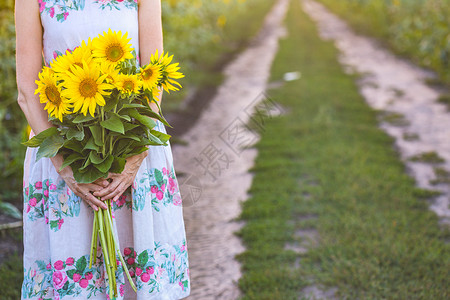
<box><xmin>22</xmin><ymin>1</ymin><xmax>190</xmax><ymax>299</ymax></box>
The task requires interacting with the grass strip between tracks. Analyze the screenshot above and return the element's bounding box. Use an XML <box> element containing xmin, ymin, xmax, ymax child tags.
<box><xmin>236</xmin><ymin>1</ymin><xmax>450</xmax><ymax>299</ymax></box>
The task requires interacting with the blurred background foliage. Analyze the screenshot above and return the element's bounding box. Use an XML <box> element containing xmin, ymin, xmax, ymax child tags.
<box><xmin>317</xmin><ymin>0</ymin><xmax>450</xmax><ymax>84</ymax></box>
<box><xmin>0</xmin><ymin>0</ymin><xmax>273</xmax><ymax>206</ymax></box>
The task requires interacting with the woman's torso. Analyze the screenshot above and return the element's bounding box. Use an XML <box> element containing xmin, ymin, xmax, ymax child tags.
<box><xmin>39</xmin><ymin>0</ymin><xmax>139</xmax><ymax>65</ymax></box>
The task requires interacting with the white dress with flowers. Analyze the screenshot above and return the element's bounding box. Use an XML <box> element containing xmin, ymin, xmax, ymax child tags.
<box><xmin>22</xmin><ymin>1</ymin><xmax>190</xmax><ymax>299</ymax></box>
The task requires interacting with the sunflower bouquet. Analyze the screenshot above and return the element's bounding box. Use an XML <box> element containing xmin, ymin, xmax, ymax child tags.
<box><xmin>24</xmin><ymin>29</ymin><xmax>184</xmax><ymax>299</ymax></box>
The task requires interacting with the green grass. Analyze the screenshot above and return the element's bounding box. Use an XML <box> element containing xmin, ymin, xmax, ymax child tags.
<box><xmin>0</xmin><ymin>253</ymin><xmax>22</xmax><ymax>299</ymax></box>
<box><xmin>237</xmin><ymin>1</ymin><xmax>450</xmax><ymax>299</ymax></box>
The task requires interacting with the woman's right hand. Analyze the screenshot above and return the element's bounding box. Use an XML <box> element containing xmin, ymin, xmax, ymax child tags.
<box><xmin>51</xmin><ymin>154</ymin><xmax>109</xmax><ymax>211</ymax></box>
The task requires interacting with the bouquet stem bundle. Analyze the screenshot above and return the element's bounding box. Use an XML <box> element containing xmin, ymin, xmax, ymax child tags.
<box><xmin>89</xmin><ymin>200</ymin><xmax>137</xmax><ymax>297</ymax></box>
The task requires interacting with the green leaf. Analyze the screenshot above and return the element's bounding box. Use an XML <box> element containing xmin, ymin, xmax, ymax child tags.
<box><xmin>89</xmin><ymin>151</ymin><xmax>106</xmax><ymax>164</ymax></box>
<box><xmin>155</xmin><ymin>169</ymin><xmax>164</xmax><ymax>185</ymax></box>
<box><xmin>94</xmin><ymin>155</ymin><xmax>114</xmax><ymax>173</ymax></box>
<box><xmin>36</xmin><ymin>135</ymin><xmax>65</xmax><ymax>161</ymax></box>
<box><xmin>100</xmin><ymin>115</ymin><xmax>125</xmax><ymax>134</ymax></box>
<box><xmin>0</xmin><ymin>202</ymin><xmax>21</xmax><ymax>219</ymax></box>
<box><xmin>84</xmin><ymin>137</ymin><xmax>100</xmax><ymax>152</ymax></box>
<box><xmin>123</xmin><ymin>123</ymin><xmax>140</xmax><ymax>132</ymax></box>
<box><xmin>63</xmin><ymin>140</ymin><xmax>84</xmax><ymax>153</ymax></box>
<box><xmin>73</xmin><ymin>166</ymin><xmax>107</xmax><ymax>184</ymax></box>
<box><xmin>150</xmin><ymin>129</ymin><xmax>171</xmax><ymax>144</ymax></box>
<box><xmin>149</xmin><ymin>100</ymin><xmax>172</xmax><ymax>128</ymax></box>
<box><xmin>137</xmin><ymin>250</ymin><xmax>149</xmax><ymax>266</ymax></box>
<box><xmin>66</xmin><ymin>269</ymin><xmax>77</xmax><ymax>280</ymax></box>
<box><xmin>89</xmin><ymin>125</ymin><xmax>103</xmax><ymax>146</ymax></box>
<box><xmin>113</xmin><ymin>112</ymin><xmax>131</xmax><ymax>122</ymax></box>
<box><xmin>147</xmin><ymin>132</ymin><xmax>164</xmax><ymax>146</ymax></box>
<box><xmin>73</xmin><ymin>114</ymin><xmax>95</xmax><ymax>123</ymax></box>
<box><xmin>128</xmin><ymin>109</ymin><xmax>157</xmax><ymax>129</ymax></box>
<box><xmin>66</xmin><ymin>128</ymin><xmax>85</xmax><ymax>141</ymax></box>
<box><xmin>76</xmin><ymin>256</ymin><xmax>87</xmax><ymax>272</ymax></box>
<box><xmin>124</xmin><ymin>146</ymin><xmax>149</xmax><ymax>159</ymax></box>
<box><xmin>110</xmin><ymin>157</ymin><xmax>126</xmax><ymax>174</ymax></box>
<box><xmin>23</xmin><ymin>127</ymin><xmax>58</xmax><ymax>147</ymax></box>
<box><xmin>60</xmin><ymin>153</ymin><xmax>85</xmax><ymax>171</ymax></box>
<box><xmin>140</xmin><ymin>107</ymin><xmax>171</xmax><ymax>128</ymax></box>
<box><xmin>121</xmin><ymin>103</ymin><xmax>146</xmax><ymax>110</ymax></box>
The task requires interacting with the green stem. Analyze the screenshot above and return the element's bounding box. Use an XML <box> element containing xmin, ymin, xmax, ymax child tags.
<box><xmin>101</xmin><ymin>107</ymin><xmax>106</xmax><ymax>157</ymax></box>
<box><xmin>97</xmin><ymin>209</ymin><xmax>114</xmax><ymax>299</ymax></box>
<box><xmin>105</xmin><ymin>208</ymin><xmax>137</xmax><ymax>292</ymax></box>
<box><xmin>89</xmin><ymin>212</ymin><xmax>98</xmax><ymax>268</ymax></box>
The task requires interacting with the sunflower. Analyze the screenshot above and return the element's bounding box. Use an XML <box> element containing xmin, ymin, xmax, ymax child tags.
<box><xmin>139</xmin><ymin>64</ymin><xmax>162</xmax><ymax>91</ymax></box>
<box><xmin>61</xmin><ymin>61</ymin><xmax>113</xmax><ymax>117</ymax></box>
<box><xmin>51</xmin><ymin>39</ymin><xmax>94</xmax><ymax>75</ymax></box>
<box><xmin>99</xmin><ymin>62</ymin><xmax>120</xmax><ymax>84</ymax></box>
<box><xmin>115</xmin><ymin>74</ymin><xmax>142</xmax><ymax>95</ymax></box>
<box><xmin>92</xmin><ymin>29</ymin><xmax>134</xmax><ymax>66</ymax></box>
<box><xmin>150</xmin><ymin>50</ymin><xmax>184</xmax><ymax>93</ymax></box>
<box><xmin>35</xmin><ymin>67</ymin><xmax>72</xmax><ymax>121</ymax></box>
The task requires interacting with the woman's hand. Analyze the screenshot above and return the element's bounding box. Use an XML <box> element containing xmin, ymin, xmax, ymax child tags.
<box><xmin>93</xmin><ymin>151</ymin><xmax>148</xmax><ymax>202</ymax></box>
<box><xmin>51</xmin><ymin>155</ymin><xmax>109</xmax><ymax>211</ymax></box>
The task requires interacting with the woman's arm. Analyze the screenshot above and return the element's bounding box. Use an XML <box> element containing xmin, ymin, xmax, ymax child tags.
<box><xmin>15</xmin><ymin>0</ymin><xmax>108</xmax><ymax>210</ymax></box>
<box><xmin>94</xmin><ymin>0</ymin><xmax>164</xmax><ymax>202</ymax></box>
<box><xmin>139</xmin><ymin>0</ymin><xmax>164</xmax><ymax>112</ymax></box>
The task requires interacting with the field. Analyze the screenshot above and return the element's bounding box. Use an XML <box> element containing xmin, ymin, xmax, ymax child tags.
<box><xmin>316</xmin><ymin>0</ymin><xmax>450</xmax><ymax>85</ymax></box>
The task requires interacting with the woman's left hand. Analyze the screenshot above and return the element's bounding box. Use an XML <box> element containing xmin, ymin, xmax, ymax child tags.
<box><xmin>93</xmin><ymin>151</ymin><xmax>148</xmax><ymax>202</ymax></box>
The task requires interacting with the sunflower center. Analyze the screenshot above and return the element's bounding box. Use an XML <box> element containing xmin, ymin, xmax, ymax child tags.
<box><xmin>74</xmin><ymin>62</ymin><xmax>83</xmax><ymax>68</ymax></box>
<box><xmin>142</xmin><ymin>68</ymin><xmax>153</xmax><ymax>80</ymax></box>
<box><xmin>106</xmin><ymin>44</ymin><xmax>124</xmax><ymax>62</ymax></box>
<box><xmin>79</xmin><ymin>78</ymin><xmax>98</xmax><ymax>98</ymax></box>
<box><xmin>45</xmin><ymin>85</ymin><xmax>61</xmax><ymax>106</ymax></box>
<box><xmin>123</xmin><ymin>80</ymin><xmax>135</xmax><ymax>91</ymax></box>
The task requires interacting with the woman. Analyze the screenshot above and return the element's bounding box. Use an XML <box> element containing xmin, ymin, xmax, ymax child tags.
<box><xmin>15</xmin><ymin>0</ymin><xmax>190</xmax><ymax>299</ymax></box>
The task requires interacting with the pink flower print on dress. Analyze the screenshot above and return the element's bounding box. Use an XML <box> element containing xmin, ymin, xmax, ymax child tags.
<box><xmin>151</xmin><ymin>185</ymin><xmax>158</xmax><ymax>193</ymax></box>
<box><xmin>54</xmin><ymin>260</ymin><xmax>64</xmax><ymax>270</ymax></box>
<box><xmin>168</xmin><ymin>177</ymin><xmax>178</xmax><ymax>195</ymax></box>
<box><xmin>63</xmin><ymin>12</ymin><xmax>69</xmax><ymax>20</ymax></box>
<box><xmin>49</xmin><ymin>7</ymin><xmax>55</xmax><ymax>18</ymax></box>
<box><xmin>57</xmin><ymin>219</ymin><xmax>64</xmax><ymax>230</ymax></box>
<box><xmin>46</xmin><ymin>180</ymin><xmax>49</xmax><ymax>187</ymax></box>
<box><xmin>46</xmin><ymin>263</ymin><xmax>52</xmax><ymax>270</ymax></box>
<box><xmin>49</xmin><ymin>184</ymin><xmax>57</xmax><ymax>191</ymax></box>
<box><xmin>29</xmin><ymin>198</ymin><xmax>37</xmax><ymax>207</ymax></box>
<box><xmin>173</xmin><ymin>194</ymin><xmax>182</xmax><ymax>206</ymax></box>
<box><xmin>156</xmin><ymin>190</ymin><xmax>164</xmax><ymax>200</ymax></box>
<box><xmin>65</xmin><ymin>257</ymin><xmax>74</xmax><ymax>266</ymax></box>
<box><xmin>161</xmin><ymin>183</ymin><xmax>166</xmax><ymax>191</ymax></box>
<box><xmin>52</xmin><ymin>271</ymin><xmax>68</xmax><ymax>289</ymax></box>
<box><xmin>26</xmin><ymin>204</ymin><xmax>31</xmax><ymax>213</ymax></box>
<box><xmin>135</xmin><ymin>267</ymin><xmax>143</xmax><ymax>276</ymax></box>
<box><xmin>162</xmin><ymin>167</ymin><xmax>168</xmax><ymax>175</ymax></box>
<box><xmin>35</xmin><ymin>181</ymin><xmax>43</xmax><ymax>189</ymax></box>
<box><xmin>140</xmin><ymin>272</ymin><xmax>150</xmax><ymax>282</ymax></box>
<box><xmin>127</xmin><ymin>257</ymin><xmax>135</xmax><ymax>265</ymax></box>
<box><xmin>44</xmin><ymin>190</ymin><xmax>49</xmax><ymax>197</ymax></box>
<box><xmin>73</xmin><ymin>273</ymin><xmax>81</xmax><ymax>283</ymax></box>
<box><xmin>120</xmin><ymin>284</ymin><xmax>125</xmax><ymax>296</ymax></box>
<box><xmin>25</xmin><ymin>187</ymin><xmax>29</xmax><ymax>196</ymax></box>
<box><xmin>147</xmin><ymin>266</ymin><xmax>154</xmax><ymax>275</ymax></box>
<box><xmin>124</xmin><ymin>247</ymin><xmax>132</xmax><ymax>256</ymax></box>
<box><xmin>79</xmin><ymin>278</ymin><xmax>89</xmax><ymax>288</ymax></box>
<box><xmin>85</xmin><ymin>272</ymin><xmax>93</xmax><ymax>280</ymax></box>
<box><xmin>38</xmin><ymin>0</ymin><xmax>46</xmax><ymax>13</ymax></box>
